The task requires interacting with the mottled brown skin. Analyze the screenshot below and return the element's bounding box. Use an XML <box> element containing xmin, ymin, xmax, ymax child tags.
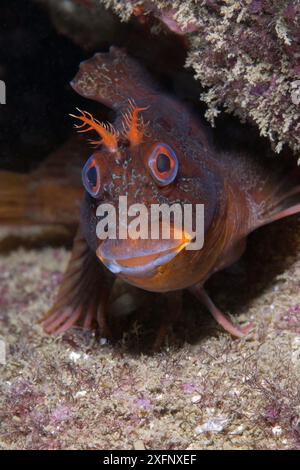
<box><xmin>73</xmin><ymin>49</ymin><xmax>249</xmax><ymax>289</ymax></box>
<box><xmin>41</xmin><ymin>47</ymin><xmax>300</xmax><ymax>342</ymax></box>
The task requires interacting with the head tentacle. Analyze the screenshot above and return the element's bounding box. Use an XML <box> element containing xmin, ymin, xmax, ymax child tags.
<box><xmin>70</xmin><ymin>108</ymin><xmax>119</xmax><ymax>152</ymax></box>
<box><xmin>122</xmin><ymin>99</ymin><xmax>149</xmax><ymax>147</ymax></box>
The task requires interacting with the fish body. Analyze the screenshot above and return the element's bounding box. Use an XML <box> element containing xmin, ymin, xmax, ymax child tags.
<box><xmin>3</xmin><ymin>47</ymin><xmax>300</xmax><ymax>342</ymax></box>
<box><xmin>71</xmin><ymin>48</ymin><xmax>300</xmax><ymax>291</ymax></box>
<box><xmin>0</xmin><ymin>138</ymin><xmax>84</xmax><ymax>227</ymax></box>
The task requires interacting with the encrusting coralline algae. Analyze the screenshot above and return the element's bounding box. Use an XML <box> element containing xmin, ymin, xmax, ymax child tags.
<box><xmin>102</xmin><ymin>0</ymin><xmax>300</xmax><ymax>155</ymax></box>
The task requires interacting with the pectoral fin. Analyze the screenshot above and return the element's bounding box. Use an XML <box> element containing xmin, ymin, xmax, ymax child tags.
<box><xmin>190</xmin><ymin>284</ymin><xmax>253</xmax><ymax>338</ymax></box>
<box><xmin>42</xmin><ymin>229</ymin><xmax>114</xmax><ymax>336</ymax></box>
<box><xmin>256</xmin><ymin>170</ymin><xmax>300</xmax><ymax>227</ymax></box>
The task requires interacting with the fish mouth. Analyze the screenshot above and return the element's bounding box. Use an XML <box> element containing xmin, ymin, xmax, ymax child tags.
<box><xmin>96</xmin><ymin>231</ymin><xmax>191</xmax><ymax>278</ymax></box>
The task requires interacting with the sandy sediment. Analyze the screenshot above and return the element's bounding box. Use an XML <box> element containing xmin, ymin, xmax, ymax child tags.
<box><xmin>0</xmin><ymin>217</ymin><xmax>300</xmax><ymax>450</ymax></box>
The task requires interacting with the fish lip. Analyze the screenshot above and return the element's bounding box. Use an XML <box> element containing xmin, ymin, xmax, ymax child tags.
<box><xmin>96</xmin><ymin>240</ymin><xmax>189</xmax><ymax>278</ymax></box>
<box><xmin>99</xmin><ymin>249</ymin><xmax>177</xmax><ymax>278</ymax></box>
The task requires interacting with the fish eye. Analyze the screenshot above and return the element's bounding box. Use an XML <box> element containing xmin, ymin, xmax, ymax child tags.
<box><xmin>148</xmin><ymin>143</ymin><xmax>178</xmax><ymax>186</ymax></box>
<box><xmin>82</xmin><ymin>156</ymin><xmax>101</xmax><ymax>197</ymax></box>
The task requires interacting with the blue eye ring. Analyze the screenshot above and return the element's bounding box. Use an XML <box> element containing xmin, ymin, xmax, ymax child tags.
<box><xmin>148</xmin><ymin>143</ymin><xmax>178</xmax><ymax>186</ymax></box>
<box><xmin>82</xmin><ymin>156</ymin><xmax>101</xmax><ymax>197</ymax></box>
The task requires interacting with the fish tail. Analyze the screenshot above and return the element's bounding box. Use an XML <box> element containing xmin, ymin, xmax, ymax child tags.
<box><xmin>0</xmin><ymin>170</ymin><xmax>81</xmax><ymax>226</ymax></box>
<box><xmin>0</xmin><ymin>171</ymin><xmax>32</xmax><ymax>224</ymax></box>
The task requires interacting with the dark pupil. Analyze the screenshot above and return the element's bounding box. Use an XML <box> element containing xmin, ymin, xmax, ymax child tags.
<box><xmin>156</xmin><ymin>153</ymin><xmax>171</xmax><ymax>173</ymax></box>
<box><xmin>87</xmin><ymin>166</ymin><xmax>97</xmax><ymax>187</ymax></box>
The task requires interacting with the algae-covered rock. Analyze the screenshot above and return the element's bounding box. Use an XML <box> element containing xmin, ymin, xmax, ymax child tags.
<box><xmin>35</xmin><ymin>0</ymin><xmax>120</xmax><ymax>49</ymax></box>
<box><xmin>102</xmin><ymin>0</ymin><xmax>300</xmax><ymax>155</ymax></box>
